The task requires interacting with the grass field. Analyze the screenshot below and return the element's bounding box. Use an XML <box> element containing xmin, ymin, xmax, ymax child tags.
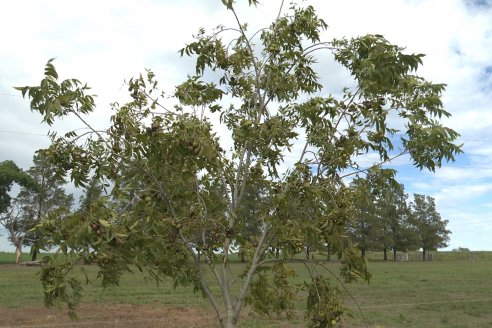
<box><xmin>1</xmin><ymin>252</ymin><xmax>492</xmax><ymax>327</ymax></box>
<box><xmin>0</xmin><ymin>252</ymin><xmax>31</xmax><ymax>265</ymax></box>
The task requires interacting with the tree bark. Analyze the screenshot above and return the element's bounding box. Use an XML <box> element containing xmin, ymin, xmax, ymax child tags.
<box><xmin>393</xmin><ymin>248</ymin><xmax>397</xmax><ymax>261</ymax></box>
<box><xmin>422</xmin><ymin>248</ymin><xmax>426</xmax><ymax>261</ymax></box>
<box><xmin>383</xmin><ymin>247</ymin><xmax>387</xmax><ymax>261</ymax></box>
<box><xmin>15</xmin><ymin>244</ymin><xmax>22</xmax><ymax>264</ymax></box>
<box><xmin>224</xmin><ymin>316</ymin><xmax>238</xmax><ymax>328</ymax></box>
<box><xmin>361</xmin><ymin>248</ymin><xmax>366</xmax><ymax>257</ymax></box>
<box><xmin>230</xmin><ymin>224</ymin><xmax>269</xmax><ymax>327</ymax></box>
<box><xmin>305</xmin><ymin>246</ymin><xmax>310</xmax><ymax>260</ymax></box>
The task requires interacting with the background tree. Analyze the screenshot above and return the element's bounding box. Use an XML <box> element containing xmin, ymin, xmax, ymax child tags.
<box><xmin>368</xmin><ymin>168</ymin><xmax>397</xmax><ymax>261</ymax></box>
<box><xmin>78</xmin><ymin>176</ymin><xmax>104</xmax><ymax>216</ymax></box>
<box><xmin>349</xmin><ymin>168</ymin><xmax>399</xmax><ymax>259</ymax></box>
<box><xmin>0</xmin><ymin>160</ymin><xmax>37</xmax><ymax>213</ymax></box>
<box><xmin>1</xmin><ymin>201</ymin><xmax>31</xmax><ymax>263</ymax></box>
<box><xmin>377</xmin><ymin>176</ymin><xmax>416</xmax><ymax>261</ymax></box>
<box><xmin>17</xmin><ymin>1</ymin><xmax>461</xmax><ymax>327</ymax></box>
<box><xmin>410</xmin><ymin>194</ymin><xmax>450</xmax><ymax>261</ymax></box>
<box><xmin>16</xmin><ymin>153</ymin><xmax>74</xmax><ymax>260</ymax></box>
<box><xmin>234</xmin><ymin>164</ymin><xmax>267</xmax><ymax>262</ymax></box>
<box><xmin>350</xmin><ymin>169</ymin><xmax>423</xmax><ymax>261</ymax></box>
<box><xmin>348</xmin><ymin>176</ymin><xmax>379</xmax><ymax>257</ymax></box>
<box><xmin>0</xmin><ymin>160</ymin><xmax>38</xmax><ymax>263</ymax></box>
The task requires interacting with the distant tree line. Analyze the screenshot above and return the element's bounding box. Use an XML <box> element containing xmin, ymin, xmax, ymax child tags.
<box><xmin>1</xmin><ymin>156</ymin><xmax>451</xmax><ymax>264</ymax></box>
<box><xmin>347</xmin><ymin>168</ymin><xmax>450</xmax><ymax>261</ymax></box>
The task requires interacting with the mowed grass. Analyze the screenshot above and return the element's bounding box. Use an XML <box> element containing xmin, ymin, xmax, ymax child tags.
<box><xmin>1</xmin><ymin>253</ymin><xmax>492</xmax><ymax>327</ymax></box>
<box><xmin>346</xmin><ymin>261</ymin><xmax>492</xmax><ymax>327</ymax></box>
<box><xmin>0</xmin><ymin>251</ymin><xmax>31</xmax><ymax>264</ymax></box>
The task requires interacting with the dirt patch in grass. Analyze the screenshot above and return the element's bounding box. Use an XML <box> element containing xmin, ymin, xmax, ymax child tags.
<box><xmin>0</xmin><ymin>304</ymin><xmax>217</xmax><ymax>328</ymax></box>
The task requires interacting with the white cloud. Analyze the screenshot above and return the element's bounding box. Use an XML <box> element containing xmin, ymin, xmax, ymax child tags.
<box><xmin>434</xmin><ymin>182</ymin><xmax>492</xmax><ymax>205</ymax></box>
<box><xmin>433</xmin><ymin>166</ymin><xmax>492</xmax><ymax>183</ymax></box>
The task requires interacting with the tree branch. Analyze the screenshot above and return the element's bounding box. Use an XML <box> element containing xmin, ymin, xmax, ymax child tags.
<box><xmin>179</xmin><ymin>231</ymin><xmax>224</xmax><ymax>326</ymax></box>
<box><xmin>339</xmin><ymin>151</ymin><xmax>408</xmax><ymax>179</ymax></box>
<box><xmin>232</xmin><ymin>222</ymin><xmax>270</xmax><ymax>323</ymax></box>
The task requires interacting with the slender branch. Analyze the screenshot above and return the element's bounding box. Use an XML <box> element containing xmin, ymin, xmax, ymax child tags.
<box><xmin>204</xmin><ymin>252</ymin><xmax>230</xmax><ymax>310</ymax></box>
<box><xmin>302</xmin><ymin>42</ymin><xmax>339</xmax><ymax>54</ymax></box>
<box><xmin>216</xmin><ymin>261</ymin><xmax>232</xmax><ymax>316</ymax></box>
<box><xmin>232</xmin><ymin>223</ymin><xmax>270</xmax><ymax>322</ymax></box>
<box><xmin>220</xmin><ymin>171</ymin><xmax>233</xmax><ymax>214</ymax></box>
<box><xmin>179</xmin><ymin>231</ymin><xmax>224</xmax><ymax>325</ymax></box>
<box><xmin>71</xmin><ymin>130</ymin><xmax>107</xmax><ymax>142</ymax></box>
<box><xmin>211</xmin><ymin>27</ymin><xmax>243</xmax><ymax>40</ymax></box>
<box><xmin>230</xmin><ymin>7</ymin><xmax>262</xmax><ymax>104</ymax></box>
<box><xmin>229</xmin><ymin>5</ymin><xmax>265</xmax><ymax>218</ymax></box>
<box><xmin>303</xmin><ymin>261</ymin><xmax>323</xmax><ymax>307</ymax></box>
<box><xmin>68</xmin><ymin>109</ymin><xmax>106</xmax><ymax>141</ymax></box>
<box><xmin>232</xmin><ymin>148</ymin><xmax>247</xmax><ymax>209</ymax></box>
<box><xmin>188</xmin><ymin>179</ymin><xmax>232</xmax><ymax>319</ymax></box>
<box><xmin>227</xmin><ymin>264</ymin><xmax>240</xmax><ymax>288</ymax></box>
<box><xmin>234</xmin><ymin>149</ymin><xmax>252</xmax><ymax>210</ymax></box>
<box><xmin>143</xmin><ymin>91</ymin><xmax>176</xmax><ymax>116</ymax></box>
<box><xmin>339</xmin><ymin>151</ymin><xmax>408</xmax><ymax>179</ymax></box>
<box><xmin>220</xmin><ymin>229</ymin><xmax>233</xmax><ymax>317</ymax></box>
<box><xmin>247</xmin><ymin>27</ymin><xmax>268</xmax><ymax>46</ymax></box>
<box><xmin>334</xmin><ymin>88</ymin><xmax>361</xmax><ymax>133</ymax></box>
<box><xmin>298</xmin><ymin>140</ymin><xmax>310</xmax><ymax>163</ymax></box>
<box><xmin>303</xmin><ymin>45</ymin><xmax>338</xmax><ymax>57</ymax></box>
<box><xmin>276</xmin><ymin>0</ymin><xmax>285</xmax><ymax>20</ymax></box>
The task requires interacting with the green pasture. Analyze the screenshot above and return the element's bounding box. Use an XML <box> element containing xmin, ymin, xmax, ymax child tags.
<box><xmin>1</xmin><ymin>252</ymin><xmax>492</xmax><ymax>327</ymax></box>
<box><xmin>0</xmin><ymin>252</ymin><xmax>30</xmax><ymax>264</ymax></box>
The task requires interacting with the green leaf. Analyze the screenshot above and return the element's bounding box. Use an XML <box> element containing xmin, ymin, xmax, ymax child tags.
<box><xmin>99</xmin><ymin>219</ymin><xmax>111</xmax><ymax>228</ymax></box>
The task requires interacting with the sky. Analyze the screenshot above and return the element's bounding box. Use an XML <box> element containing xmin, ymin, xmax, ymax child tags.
<box><xmin>0</xmin><ymin>0</ymin><xmax>491</xmax><ymax>251</ymax></box>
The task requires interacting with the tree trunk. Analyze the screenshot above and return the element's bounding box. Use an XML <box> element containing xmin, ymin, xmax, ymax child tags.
<box><xmin>305</xmin><ymin>246</ymin><xmax>310</xmax><ymax>260</ymax></box>
<box><xmin>383</xmin><ymin>247</ymin><xmax>387</xmax><ymax>261</ymax></box>
<box><xmin>422</xmin><ymin>248</ymin><xmax>426</xmax><ymax>261</ymax></box>
<box><xmin>393</xmin><ymin>248</ymin><xmax>397</xmax><ymax>261</ymax></box>
<box><xmin>31</xmin><ymin>246</ymin><xmax>38</xmax><ymax>261</ymax></box>
<box><xmin>223</xmin><ymin>316</ymin><xmax>238</xmax><ymax>328</ymax></box>
<box><xmin>15</xmin><ymin>244</ymin><xmax>22</xmax><ymax>264</ymax></box>
<box><xmin>361</xmin><ymin>248</ymin><xmax>366</xmax><ymax>257</ymax></box>
<box><xmin>275</xmin><ymin>246</ymin><xmax>279</xmax><ymax>259</ymax></box>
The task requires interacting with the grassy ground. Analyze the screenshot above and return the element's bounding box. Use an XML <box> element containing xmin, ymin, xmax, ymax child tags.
<box><xmin>0</xmin><ymin>252</ymin><xmax>30</xmax><ymax>264</ymax></box>
<box><xmin>1</xmin><ymin>253</ymin><xmax>492</xmax><ymax>327</ymax></box>
<box><xmin>346</xmin><ymin>261</ymin><xmax>492</xmax><ymax>327</ymax></box>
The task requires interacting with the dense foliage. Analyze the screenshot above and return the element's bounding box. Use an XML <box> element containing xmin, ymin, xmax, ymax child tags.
<box><xmin>411</xmin><ymin>194</ymin><xmax>451</xmax><ymax>261</ymax></box>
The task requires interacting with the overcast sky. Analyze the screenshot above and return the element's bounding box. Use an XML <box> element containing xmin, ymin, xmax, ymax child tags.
<box><xmin>1</xmin><ymin>0</ymin><xmax>491</xmax><ymax>252</ymax></box>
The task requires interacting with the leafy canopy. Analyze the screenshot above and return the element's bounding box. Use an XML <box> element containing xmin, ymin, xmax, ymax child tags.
<box><xmin>17</xmin><ymin>1</ymin><xmax>461</xmax><ymax>327</ymax></box>
<box><xmin>0</xmin><ymin>161</ymin><xmax>38</xmax><ymax>214</ymax></box>
<box><xmin>411</xmin><ymin>194</ymin><xmax>451</xmax><ymax>255</ymax></box>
